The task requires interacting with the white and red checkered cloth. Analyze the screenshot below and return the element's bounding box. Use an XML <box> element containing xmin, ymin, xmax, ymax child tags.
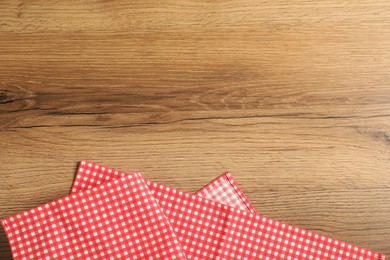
<box><xmin>1</xmin><ymin>161</ymin><xmax>385</xmax><ymax>260</ymax></box>
<box><xmin>2</xmin><ymin>173</ymin><xmax>185</xmax><ymax>259</ymax></box>
<box><xmin>195</xmin><ymin>172</ymin><xmax>256</xmax><ymax>213</ymax></box>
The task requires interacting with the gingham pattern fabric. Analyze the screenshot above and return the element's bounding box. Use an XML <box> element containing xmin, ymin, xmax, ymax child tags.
<box><xmin>71</xmin><ymin>161</ymin><xmax>254</xmax><ymax>211</ymax></box>
<box><xmin>149</xmin><ymin>181</ymin><xmax>385</xmax><ymax>260</ymax></box>
<box><xmin>1</xmin><ymin>173</ymin><xmax>185</xmax><ymax>260</ymax></box>
<box><xmin>72</xmin><ymin>161</ymin><xmax>385</xmax><ymax>260</ymax></box>
<box><xmin>195</xmin><ymin>172</ymin><xmax>256</xmax><ymax>212</ymax></box>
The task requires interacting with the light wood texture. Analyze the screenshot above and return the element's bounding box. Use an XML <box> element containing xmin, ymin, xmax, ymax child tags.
<box><xmin>1</xmin><ymin>0</ymin><xmax>390</xmax><ymax>257</ymax></box>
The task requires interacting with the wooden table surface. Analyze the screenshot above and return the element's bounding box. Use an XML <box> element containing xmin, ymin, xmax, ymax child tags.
<box><xmin>1</xmin><ymin>0</ymin><xmax>390</xmax><ymax>258</ymax></box>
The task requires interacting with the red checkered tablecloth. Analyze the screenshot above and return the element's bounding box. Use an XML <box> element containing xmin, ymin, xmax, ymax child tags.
<box><xmin>1</xmin><ymin>161</ymin><xmax>385</xmax><ymax>260</ymax></box>
<box><xmin>73</xmin><ymin>161</ymin><xmax>385</xmax><ymax>260</ymax></box>
<box><xmin>1</xmin><ymin>173</ymin><xmax>185</xmax><ymax>260</ymax></box>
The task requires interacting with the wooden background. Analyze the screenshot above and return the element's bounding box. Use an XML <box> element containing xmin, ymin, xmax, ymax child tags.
<box><xmin>1</xmin><ymin>0</ymin><xmax>390</xmax><ymax>257</ymax></box>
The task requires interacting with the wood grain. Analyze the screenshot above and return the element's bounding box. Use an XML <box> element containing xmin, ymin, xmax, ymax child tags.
<box><xmin>1</xmin><ymin>0</ymin><xmax>390</xmax><ymax>257</ymax></box>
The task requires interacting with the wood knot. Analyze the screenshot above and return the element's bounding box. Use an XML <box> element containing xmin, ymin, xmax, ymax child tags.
<box><xmin>0</xmin><ymin>91</ymin><xmax>7</xmax><ymax>102</ymax></box>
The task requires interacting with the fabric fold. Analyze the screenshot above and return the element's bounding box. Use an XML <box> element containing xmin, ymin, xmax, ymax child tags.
<box><xmin>72</xmin><ymin>161</ymin><xmax>385</xmax><ymax>260</ymax></box>
<box><xmin>1</xmin><ymin>173</ymin><xmax>186</xmax><ymax>260</ymax></box>
<box><xmin>195</xmin><ymin>172</ymin><xmax>256</xmax><ymax>212</ymax></box>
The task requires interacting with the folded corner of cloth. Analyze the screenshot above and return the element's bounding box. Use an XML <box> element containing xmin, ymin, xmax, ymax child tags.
<box><xmin>1</xmin><ymin>172</ymin><xmax>186</xmax><ymax>259</ymax></box>
<box><xmin>1</xmin><ymin>160</ymin><xmax>386</xmax><ymax>260</ymax></box>
<box><xmin>195</xmin><ymin>171</ymin><xmax>256</xmax><ymax>213</ymax></box>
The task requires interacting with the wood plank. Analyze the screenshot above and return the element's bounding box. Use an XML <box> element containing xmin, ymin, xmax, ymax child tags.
<box><xmin>1</xmin><ymin>0</ymin><xmax>390</xmax><ymax>258</ymax></box>
<box><xmin>0</xmin><ymin>116</ymin><xmax>389</xmax><ymax>254</ymax></box>
<box><xmin>1</xmin><ymin>0</ymin><xmax>390</xmax><ymax>32</ymax></box>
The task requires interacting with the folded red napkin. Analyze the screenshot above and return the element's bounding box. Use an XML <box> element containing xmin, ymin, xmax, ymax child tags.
<box><xmin>2</xmin><ymin>161</ymin><xmax>385</xmax><ymax>260</ymax></box>
<box><xmin>1</xmin><ymin>162</ymin><xmax>253</xmax><ymax>260</ymax></box>
<box><xmin>1</xmin><ymin>173</ymin><xmax>186</xmax><ymax>260</ymax></box>
<box><xmin>72</xmin><ymin>161</ymin><xmax>385</xmax><ymax>260</ymax></box>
